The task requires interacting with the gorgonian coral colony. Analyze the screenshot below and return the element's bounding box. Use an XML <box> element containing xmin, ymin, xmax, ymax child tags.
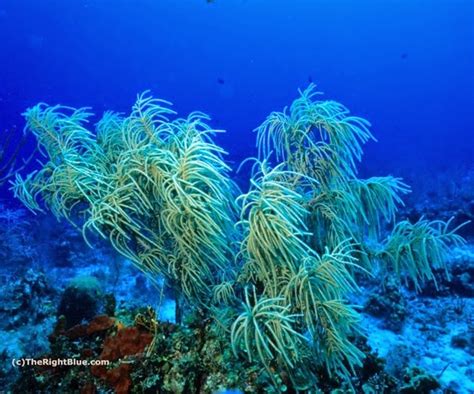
<box><xmin>11</xmin><ymin>85</ymin><xmax>467</xmax><ymax>390</ymax></box>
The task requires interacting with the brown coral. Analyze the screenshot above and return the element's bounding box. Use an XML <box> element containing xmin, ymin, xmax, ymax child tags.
<box><xmin>91</xmin><ymin>364</ymin><xmax>132</xmax><ymax>394</ymax></box>
<box><xmin>99</xmin><ymin>327</ymin><xmax>153</xmax><ymax>361</ymax></box>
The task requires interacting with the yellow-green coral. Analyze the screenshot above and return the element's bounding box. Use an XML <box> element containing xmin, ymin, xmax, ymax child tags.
<box><xmin>230</xmin><ymin>286</ymin><xmax>309</xmax><ymax>388</ymax></box>
<box><xmin>13</xmin><ymin>92</ymin><xmax>239</xmax><ymax>307</ymax></box>
<box><xmin>379</xmin><ymin>216</ymin><xmax>467</xmax><ymax>290</ymax></box>
<box><xmin>11</xmin><ymin>85</ymin><xmax>468</xmax><ymax>390</ymax></box>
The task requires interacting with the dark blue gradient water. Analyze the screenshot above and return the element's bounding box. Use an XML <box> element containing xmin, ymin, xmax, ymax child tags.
<box><xmin>1</xmin><ymin>0</ymin><xmax>473</xmax><ymax>194</ymax></box>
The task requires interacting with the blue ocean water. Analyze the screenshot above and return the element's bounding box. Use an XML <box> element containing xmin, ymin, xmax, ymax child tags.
<box><xmin>1</xmin><ymin>0</ymin><xmax>473</xmax><ymax>392</ymax></box>
<box><xmin>1</xmin><ymin>0</ymin><xmax>473</xmax><ymax>183</ymax></box>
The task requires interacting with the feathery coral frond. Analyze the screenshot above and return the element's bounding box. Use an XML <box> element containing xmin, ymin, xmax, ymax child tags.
<box><xmin>231</xmin><ymin>287</ymin><xmax>307</xmax><ymax>377</ymax></box>
<box><xmin>380</xmin><ymin>217</ymin><xmax>468</xmax><ymax>290</ymax></box>
<box><xmin>12</xmin><ymin>85</ymin><xmax>468</xmax><ymax>391</ymax></box>
<box><xmin>256</xmin><ymin>84</ymin><xmax>375</xmax><ymax>187</ymax></box>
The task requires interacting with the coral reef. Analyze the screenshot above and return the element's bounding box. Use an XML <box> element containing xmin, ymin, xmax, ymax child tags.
<box><xmin>14</xmin><ymin>308</ymin><xmax>430</xmax><ymax>393</ymax></box>
<box><xmin>10</xmin><ymin>85</ymin><xmax>469</xmax><ymax>390</ymax></box>
<box><xmin>418</xmin><ymin>246</ymin><xmax>474</xmax><ymax>297</ymax></box>
<box><xmin>399</xmin><ymin>367</ymin><xmax>440</xmax><ymax>393</ymax></box>
<box><xmin>0</xmin><ymin>269</ymin><xmax>54</xmax><ymax>331</ymax></box>
<box><xmin>364</xmin><ymin>276</ymin><xmax>407</xmax><ymax>332</ymax></box>
<box><xmin>364</xmin><ymin>271</ymin><xmax>474</xmax><ymax>393</ymax></box>
<box><xmin>0</xmin><ymin>269</ymin><xmax>56</xmax><ymax>388</ymax></box>
<box><xmin>14</xmin><ymin>310</ymin><xmax>261</xmax><ymax>393</ymax></box>
<box><xmin>0</xmin><ymin>208</ymin><xmax>167</xmax><ymax>392</ymax></box>
<box><xmin>451</xmin><ymin>330</ymin><xmax>474</xmax><ymax>355</ymax></box>
<box><xmin>57</xmin><ymin>275</ymin><xmax>104</xmax><ymax>328</ymax></box>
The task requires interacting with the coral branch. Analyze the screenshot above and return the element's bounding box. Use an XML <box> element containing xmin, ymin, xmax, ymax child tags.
<box><xmin>0</xmin><ymin>126</ymin><xmax>36</xmax><ymax>186</ymax></box>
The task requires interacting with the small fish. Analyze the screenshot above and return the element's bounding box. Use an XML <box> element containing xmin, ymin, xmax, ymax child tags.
<box><xmin>308</xmin><ymin>75</ymin><xmax>313</xmax><ymax>83</ymax></box>
<box><xmin>401</xmin><ymin>53</ymin><xmax>408</xmax><ymax>59</ymax></box>
<box><xmin>217</xmin><ymin>78</ymin><xmax>225</xmax><ymax>85</ymax></box>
